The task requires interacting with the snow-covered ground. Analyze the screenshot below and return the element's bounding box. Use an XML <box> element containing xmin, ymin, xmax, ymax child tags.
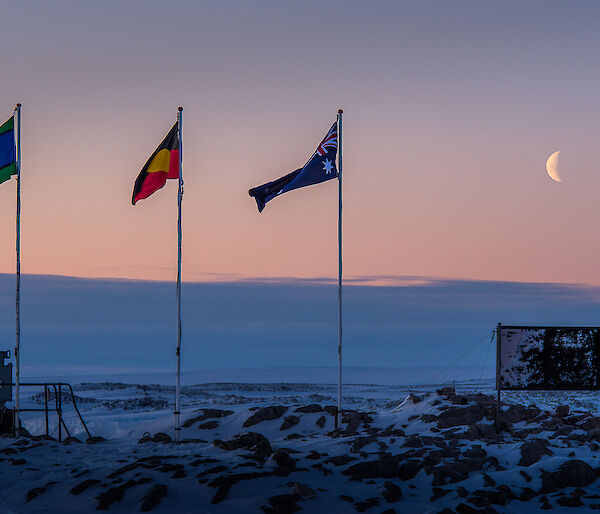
<box><xmin>2</xmin><ymin>373</ymin><xmax>600</xmax><ymax>513</ymax></box>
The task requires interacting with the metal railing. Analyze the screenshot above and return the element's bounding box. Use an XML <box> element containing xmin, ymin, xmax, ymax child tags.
<box><xmin>12</xmin><ymin>382</ymin><xmax>91</xmax><ymax>442</ymax></box>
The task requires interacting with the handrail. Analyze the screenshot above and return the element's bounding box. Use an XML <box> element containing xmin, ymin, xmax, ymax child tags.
<box><xmin>9</xmin><ymin>382</ymin><xmax>91</xmax><ymax>441</ymax></box>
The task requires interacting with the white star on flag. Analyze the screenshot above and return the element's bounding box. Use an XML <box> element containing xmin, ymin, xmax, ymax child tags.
<box><xmin>322</xmin><ymin>158</ymin><xmax>334</xmax><ymax>174</ymax></box>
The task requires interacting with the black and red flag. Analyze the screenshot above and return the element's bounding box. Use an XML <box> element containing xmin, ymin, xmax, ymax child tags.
<box><xmin>132</xmin><ymin>123</ymin><xmax>179</xmax><ymax>204</ymax></box>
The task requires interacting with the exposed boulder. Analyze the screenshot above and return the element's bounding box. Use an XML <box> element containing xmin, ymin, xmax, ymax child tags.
<box><xmin>519</xmin><ymin>440</ymin><xmax>553</xmax><ymax>467</ymax></box>
<box><xmin>140</xmin><ymin>484</ymin><xmax>168</xmax><ymax>512</ymax></box>
<box><xmin>294</xmin><ymin>404</ymin><xmax>322</xmax><ymax>413</ymax></box>
<box><xmin>280</xmin><ymin>416</ymin><xmax>300</xmax><ymax>431</ymax></box>
<box><xmin>437</xmin><ymin>405</ymin><xmax>486</xmax><ymax>428</ymax></box>
<box><xmin>431</xmin><ymin>462</ymin><xmax>469</xmax><ymax>486</ymax></box>
<box><xmin>266</xmin><ymin>493</ymin><xmax>301</xmax><ymax>513</ymax></box>
<box><xmin>342</xmin><ymin>458</ymin><xmax>398</xmax><ymax>479</ymax></box>
<box><xmin>243</xmin><ymin>406</ymin><xmax>288</xmax><ymax>427</ymax></box>
<box><xmin>382</xmin><ymin>481</ymin><xmax>402</xmax><ymax>502</ymax></box>
<box><xmin>270</xmin><ymin>450</ymin><xmax>295</xmax><ymax>469</ymax></box>
<box><xmin>182</xmin><ymin>409</ymin><xmax>234</xmax><ymax>428</ymax></box>
<box><xmin>213</xmin><ymin>432</ymin><xmax>272</xmax><ymax>457</ymax></box>
<box><xmin>540</xmin><ymin>459</ymin><xmax>598</xmax><ymax>493</ymax></box>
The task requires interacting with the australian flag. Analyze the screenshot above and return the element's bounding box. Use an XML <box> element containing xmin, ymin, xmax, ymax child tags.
<box><xmin>249</xmin><ymin>122</ymin><xmax>338</xmax><ymax>212</ymax></box>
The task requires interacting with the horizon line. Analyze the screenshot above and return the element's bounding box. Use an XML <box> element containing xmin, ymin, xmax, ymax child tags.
<box><xmin>0</xmin><ymin>271</ymin><xmax>599</xmax><ymax>290</ymax></box>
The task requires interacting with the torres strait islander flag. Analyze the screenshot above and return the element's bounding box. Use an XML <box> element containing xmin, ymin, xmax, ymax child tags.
<box><xmin>132</xmin><ymin>122</ymin><xmax>179</xmax><ymax>204</ymax></box>
<box><xmin>0</xmin><ymin>116</ymin><xmax>16</xmax><ymax>185</ymax></box>
<box><xmin>249</xmin><ymin>121</ymin><xmax>339</xmax><ymax>212</ymax></box>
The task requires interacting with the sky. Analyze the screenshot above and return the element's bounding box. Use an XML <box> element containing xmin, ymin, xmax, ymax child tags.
<box><xmin>0</xmin><ymin>1</ymin><xmax>599</xmax><ymax>285</ymax></box>
<box><xmin>3</xmin><ymin>274</ymin><xmax>600</xmax><ymax>378</ymax></box>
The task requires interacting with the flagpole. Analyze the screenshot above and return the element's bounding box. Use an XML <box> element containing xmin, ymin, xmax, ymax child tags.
<box><xmin>336</xmin><ymin>108</ymin><xmax>343</xmax><ymax>429</ymax></box>
<box><xmin>174</xmin><ymin>107</ymin><xmax>183</xmax><ymax>442</ymax></box>
<box><xmin>14</xmin><ymin>103</ymin><xmax>21</xmax><ymax>438</ymax></box>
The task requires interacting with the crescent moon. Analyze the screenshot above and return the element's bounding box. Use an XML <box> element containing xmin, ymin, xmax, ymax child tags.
<box><xmin>546</xmin><ymin>151</ymin><xmax>562</xmax><ymax>183</ymax></box>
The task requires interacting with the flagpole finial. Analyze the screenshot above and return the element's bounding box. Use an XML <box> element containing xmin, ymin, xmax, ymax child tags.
<box><xmin>338</xmin><ymin>108</ymin><xmax>343</xmax><ymax>113</ymax></box>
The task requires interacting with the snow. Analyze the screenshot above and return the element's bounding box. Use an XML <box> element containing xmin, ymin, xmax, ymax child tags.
<box><xmin>1</xmin><ymin>375</ymin><xmax>600</xmax><ymax>512</ymax></box>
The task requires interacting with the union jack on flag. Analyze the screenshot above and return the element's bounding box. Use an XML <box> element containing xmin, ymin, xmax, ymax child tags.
<box><xmin>315</xmin><ymin>123</ymin><xmax>338</xmax><ymax>156</ymax></box>
<box><xmin>249</xmin><ymin>119</ymin><xmax>339</xmax><ymax>212</ymax></box>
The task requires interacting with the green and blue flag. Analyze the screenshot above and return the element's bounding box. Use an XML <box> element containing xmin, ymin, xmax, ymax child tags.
<box><xmin>0</xmin><ymin>116</ymin><xmax>16</xmax><ymax>185</ymax></box>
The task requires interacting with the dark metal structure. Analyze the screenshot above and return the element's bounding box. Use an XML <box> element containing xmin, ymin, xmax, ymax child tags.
<box><xmin>13</xmin><ymin>382</ymin><xmax>91</xmax><ymax>442</ymax></box>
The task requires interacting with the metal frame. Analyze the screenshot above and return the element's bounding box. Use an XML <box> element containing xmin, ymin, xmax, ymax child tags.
<box><xmin>11</xmin><ymin>382</ymin><xmax>91</xmax><ymax>441</ymax></box>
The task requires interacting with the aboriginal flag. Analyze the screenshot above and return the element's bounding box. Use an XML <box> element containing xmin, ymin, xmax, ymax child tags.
<box><xmin>132</xmin><ymin>123</ymin><xmax>179</xmax><ymax>204</ymax></box>
<box><xmin>249</xmin><ymin>122</ymin><xmax>338</xmax><ymax>212</ymax></box>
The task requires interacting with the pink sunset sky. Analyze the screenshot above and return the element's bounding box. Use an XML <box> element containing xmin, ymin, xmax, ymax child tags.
<box><xmin>0</xmin><ymin>1</ymin><xmax>598</xmax><ymax>285</ymax></box>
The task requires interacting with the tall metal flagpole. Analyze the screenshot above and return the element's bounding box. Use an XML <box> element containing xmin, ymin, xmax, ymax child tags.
<box><xmin>175</xmin><ymin>107</ymin><xmax>183</xmax><ymax>442</ymax></box>
<box><xmin>336</xmin><ymin>109</ymin><xmax>343</xmax><ymax>429</ymax></box>
<box><xmin>14</xmin><ymin>103</ymin><xmax>21</xmax><ymax>438</ymax></box>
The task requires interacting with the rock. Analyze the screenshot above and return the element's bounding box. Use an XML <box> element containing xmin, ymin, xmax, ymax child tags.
<box><xmin>294</xmin><ymin>404</ymin><xmax>323</xmax><ymax>413</ymax></box>
<box><xmin>519</xmin><ymin>487</ymin><xmax>537</xmax><ymax>501</ymax></box>
<box><xmin>555</xmin><ymin>405</ymin><xmax>570</xmax><ymax>418</ymax></box>
<box><xmin>198</xmin><ymin>421</ymin><xmax>218</xmax><ymax>430</ymax></box>
<box><xmin>291</xmin><ymin>482</ymin><xmax>316</xmax><ymax>498</ymax></box>
<box><xmin>327</xmin><ymin>455</ymin><xmax>357</xmax><ymax>466</ymax></box>
<box><xmin>140</xmin><ymin>484</ymin><xmax>168</xmax><ymax>512</ymax></box>
<box><xmin>209</xmin><ymin>472</ymin><xmax>274</xmax><ymax>503</ymax></box>
<box><xmin>280</xmin><ymin>416</ymin><xmax>300</xmax><ymax>431</ymax></box>
<box><xmin>182</xmin><ymin>409</ymin><xmax>234</xmax><ymax>428</ymax></box>
<box><xmin>406</xmin><ymin>393</ymin><xmax>422</xmax><ymax>404</ymax></box>
<box><xmin>482</xmin><ymin>473</ymin><xmax>496</xmax><ymax>487</ymax></box>
<box><xmin>96</xmin><ymin>479</ymin><xmax>138</xmax><ymax>510</ymax></box>
<box><xmin>305</xmin><ymin>450</ymin><xmax>321</xmax><ymax>460</ymax></box>
<box><xmin>520</xmin><ymin>470</ymin><xmax>532</xmax><ymax>482</ymax></box>
<box><xmin>153</xmin><ymin>432</ymin><xmax>172</xmax><ymax>443</ymax></box>
<box><xmin>463</xmin><ymin>446</ymin><xmax>487</xmax><ymax>459</ymax></box>
<box><xmin>26</xmin><ymin>483</ymin><xmax>53</xmax><ymax>502</ymax></box>
<box><xmin>324</xmin><ymin>405</ymin><xmax>338</xmax><ymax>417</ymax></box>
<box><xmin>267</xmin><ymin>493</ymin><xmax>301</xmax><ymax>513</ymax></box>
<box><xmin>315</xmin><ymin>415</ymin><xmax>326</xmax><ymax>428</ymax></box>
<box><xmin>213</xmin><ymin>432</ymin><xmax>272</xmax><ymax>457</ymax></box>
<box><xmin>398</xmin><ymin>460</ymin><xmax>421</xmax><ymax>480</ymax></box>
<box><xmin>62</xmin><ymin>436</ymin><xmax>82</xmax><ymax>444</ymax></box>
<box><xmin>70</xmin><ymin>478</ymin><xmax>101</xmax><ymax>495</ymax></box>
<box><xmin>243</xmin><ymin>406</ymin><xmax>288</xmax><ymax>427</ymax></box>
<box><xmin>340</xmin><ymin>494</ymin><xmax>354</xmax><ymax>502</ymax></box>
<box><xmin>430</xmin><ymin>487</ymin><xmax>449</xmax><ymax>501</ymax></box>
<box><xmin>382</xmin><ymin>481</ymin><xmax>402</xmax><ymax>502</ymax></box>
<box><xmin>85</xmin><ymin>436</ymin><xmax>106</xmax><ymax>444</ymax></box>
<box><xmin>432</xmin><ymin>462</ymin><xmax>469</xmax><ymax>486</ymax></box>
<box><xmin>472</xmin><ymin>488</ymin><xmax>510</xmax><ymax>506</ymax></box>
<box><xmin>270</xmin><ymin>450</ymin><xmax>295</xmax><ymax>469</ymax></box>
<box><xmin>403</xmin><ymin>435</ymin><xmax>423</xmax><ymax>448</ymax></box>
<box><xmin>354</xmin><ymin>497</ymin><xmax>380</xmax><ymax>512</ymax></box>
<box><xmin>342</xmin><ymin>412</ymin><xmax>373</xmax><ymax>433</ymax></box>
<box><xmin>556</xmin><ymin>494</ymin><xmax>583</xmax><ymax>507</ymax></box>
<box><xmin>540</xmin><ymin>459</ymin><xmax>598</xmax><ymax>493</ymax></box>
<box><xmin>437</xmin><ymin>405</ymin><xmax>485</xmax><ymax>428</ymax></box>
<box><xmin>501</xmin><ymin>405</ymin><xmax>541</xmax><ymax>424</ymax></box>
<box><xmin>456</xmin><ymin>487</ymin><xmax>468</xmax><ymax>497</ymax></box>
<box><xmin>519</xmin><ymin>440</ymin><xmax>553</xmax><ymax>467</ymax></box>
<box><xmin>343</xmin><ymin>458</ymin><xmax>398</xmax><ymax>479</ymax></box>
